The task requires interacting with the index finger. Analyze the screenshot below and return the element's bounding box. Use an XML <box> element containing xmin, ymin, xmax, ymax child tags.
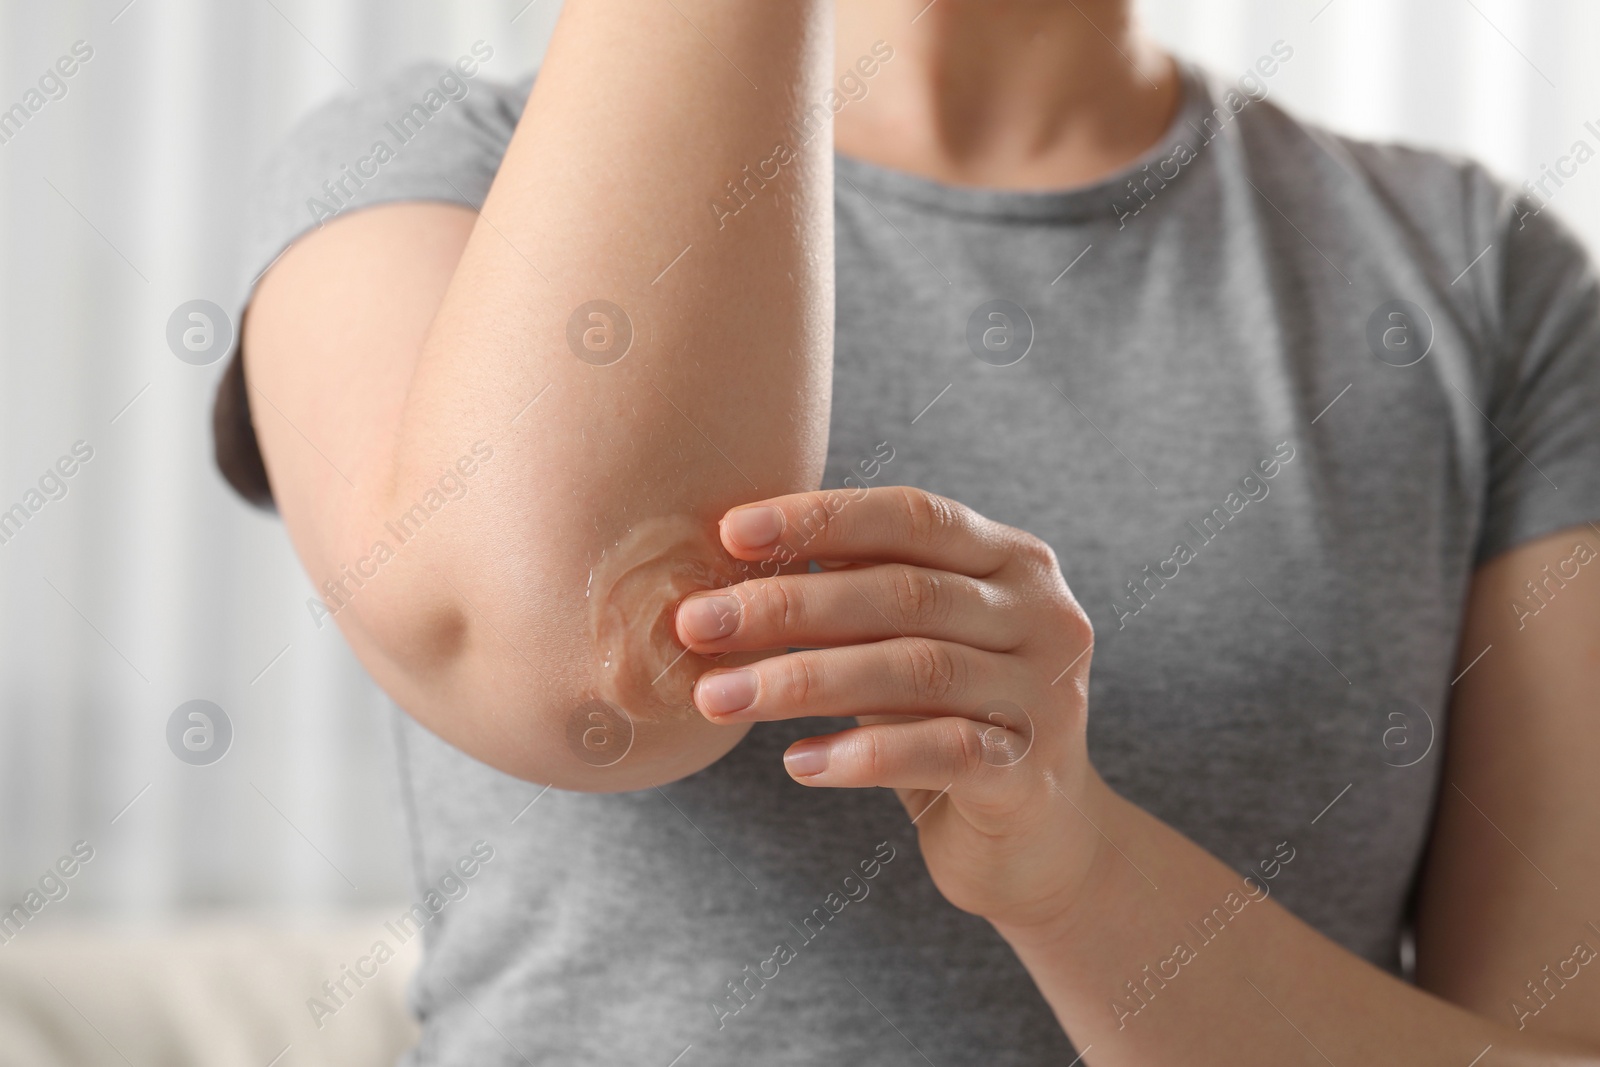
<box><xmin>718</xmin><ymin>485</ymin><xmax>1015</xmax><ymax>579</ymax></box>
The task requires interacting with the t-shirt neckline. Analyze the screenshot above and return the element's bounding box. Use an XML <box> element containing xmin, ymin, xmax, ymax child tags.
<box><xmin>832</xmin><ymin>61</ymin><xmax>1217</xmax><ymax>223</ymax></box>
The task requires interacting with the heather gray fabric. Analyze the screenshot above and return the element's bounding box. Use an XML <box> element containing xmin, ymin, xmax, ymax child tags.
<box><xmin>238</xmin><ymin>59</ymin><xmax>1600</xmax><ymax>1065</ymax></box>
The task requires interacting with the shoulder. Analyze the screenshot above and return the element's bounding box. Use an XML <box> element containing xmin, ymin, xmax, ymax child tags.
<box><xmin>1208</xmin><ymin>66</ymin><xmax>1510</xmax><ymax>245</ymax></box>
<box><xmin>219</xmin><ymin>55</ymin><xmax>533</xmax><ymax>509</ymax></box>
<box><xmin>1208</xmin><ymin>66</ymin><xmax>1595</xmax><ymax>331</ymax></box>
<box><xmin>242</xmin><ymin>52</ymin><xmax>535</xmax><ymax>288</ymax></box>
<box><xmin>1199</xmin><ymin>69</ymin><xmax>1600</xmax><ymax>563</ymax></box>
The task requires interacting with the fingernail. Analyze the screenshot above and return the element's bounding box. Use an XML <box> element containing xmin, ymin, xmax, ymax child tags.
<box><xmin>784</xmin><ymin>740</ymin><xmax>829</xmax><ymax>778</ymax></box>
<box><xmin>697</xmin><ymin>669</ymin><xmax>758</xmax><ymax>717</ymax></box>
<box><xmin>679</xmin><ymin>594</ymin><xmax>741</xmax><ymax>642</ymax></box>
<box><xmin>723</xmin><ymin>506</ymin><xmax>784</xmax><ymax>550</ymax></box>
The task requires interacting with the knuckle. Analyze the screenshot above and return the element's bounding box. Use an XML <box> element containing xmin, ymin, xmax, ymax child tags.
<box><xmin>1063</xmin><ymin>603</ymin><xmax>1094</xmax><ymax>647</ymax></box>
<box><xmin>946</xmin><ymin>718</ymin><xmax>989</xmax><ymax>784</ymax></box>
<box><xmin>1015</xmin><ymin>532</ymin><xmax>1060</xmax><ymax>571</ymax></box>
<box><xmin>751</xmin><ymin>576</ymin><xmax>804</xmax><ymax>634</ymax></box>
<box><xmin>790</xmin><ymin>497</ymin><xmax>837</xmax><ymax>551</ymax></box>
<box><xmin>888</xmin><ymin>567</ymin><xmax>945</xmax><ymax>629</ymax></box>
<box><xmin>899</xmin><ymin>638</ymin><xmax>963</xmax><ymax>705</ymax></box>
<box><xmin>855</xmin><ymin>727</ymin><xmax>891</xmax><ymax>780</ymax></box>
<box><xmin>777</xmin><ymin>650</ymin><xmax>823</xmax><ymax>708</ymax></box>
<box><xmin>1050</xmin><ymin>586</ymin><xmax>1094</xmax><ymax>647</ymax></box>
<box><xmin>1028</xmin><ymin>593</ymin><xmax>1092</xmax><ymax>659</ymax></box>
<box><xmin>894</xmin><ymin>487</ymin><xmax>959</xmax><ymax>552</ymax></box>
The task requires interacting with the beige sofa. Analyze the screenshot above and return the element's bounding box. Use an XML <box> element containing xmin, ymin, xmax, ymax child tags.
<box><xmin>0</xmin><ymin>913</ymin><xmax>420</xmax><ymax>1067</ymax></box>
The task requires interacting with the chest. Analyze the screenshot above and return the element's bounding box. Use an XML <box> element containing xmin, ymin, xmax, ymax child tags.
<box><xmin>821</xmin><ymin>198</ymin><xmax>1487</xmax><ymax>866</ymax></box>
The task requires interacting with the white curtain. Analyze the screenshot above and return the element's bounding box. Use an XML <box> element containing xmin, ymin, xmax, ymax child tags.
<box><xmin>1</xmin><ymin>0</ymin><xmax>1594</xmax><ymax>917</ymax></box>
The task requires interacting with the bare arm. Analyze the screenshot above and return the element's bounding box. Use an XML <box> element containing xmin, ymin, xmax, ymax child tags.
<box><xmin>996</xmin><ymin>525</ymin><xmax>1600</xmax><ymax>1064</ymax></box>
<box><xmin>668</xmin><ymin>480</ymin><xmax>1600</xmax><ymax>1062</ymax></box>
<box><xmin>1414</xmin><ymin>525</ymin><xmax>1600</xmax><ymax>1042</ymax></box>
<box><xmin>245</xmin><ymin>0</ymin><xmax>835</xmax><ymax>790</ymax></box>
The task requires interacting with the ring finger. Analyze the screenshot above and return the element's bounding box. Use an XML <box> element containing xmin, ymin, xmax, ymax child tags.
<box><xmin>692</xmin><ymin>636</ymin><xmax>1031</xmax><ymax>725</ymax></box>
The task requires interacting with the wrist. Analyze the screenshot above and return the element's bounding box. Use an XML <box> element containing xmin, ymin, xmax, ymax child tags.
<box><xmin>991</xmin><ymin>768</ymin><xmax>1138</xmax><ymax>953</ymax></box>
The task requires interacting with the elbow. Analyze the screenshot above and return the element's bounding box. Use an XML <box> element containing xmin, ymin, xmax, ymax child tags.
<box><xmin>328</xmin><ymin>562</ymin><xmax>472</xmax><ymax>677</ymax></box>
<box><xmin>336</xmin><ymin>526</ymin><xmax>753</xmax><ymax>792</ymax></box>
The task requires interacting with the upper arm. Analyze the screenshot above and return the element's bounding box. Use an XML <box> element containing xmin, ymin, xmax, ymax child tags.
<box><xmin>225</xmin><ymin>13</ymin><xmax>835</xmax><ymax>791</ymax></box>
<box><xmin>240</xmin><ymin>197</ymin><xmax>765</xmax><ymax>791</ymax></box>
<box><xmin>1415</xmin><ymin>525</ymin><xmax>1600</xmax><ymax>1044</ymax></box>
<box><xmin>244</xmin><ymin>202</ymin><xmax>479</xmax><ymax>675</ymax></box>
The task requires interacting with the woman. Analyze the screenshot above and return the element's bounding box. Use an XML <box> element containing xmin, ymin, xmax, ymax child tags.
<box><xmin>214</xmin><ymin>1</ymin><xmax>1600</xmax><ymax>1062</ymax></box>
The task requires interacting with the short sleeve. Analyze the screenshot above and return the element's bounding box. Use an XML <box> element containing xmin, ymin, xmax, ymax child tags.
<box><xmin>214</xmin><ymin>61</ymin><xmax>533</xmax><ymax>509</ymax></box>
<box><xmin>1473</xmin><ymin>185</ymin><xmax>1600</xmax><ymax>563</ymax></box>
<box><xmin>236</xmin><ymin>61</ymin><xmax>534</xmax><ymax>296</ymax></box>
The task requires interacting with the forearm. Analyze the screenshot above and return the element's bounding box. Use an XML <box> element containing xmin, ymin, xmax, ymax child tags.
<box><xmin>380</xmin><ymin>1</ymin><xmax>835</xmax><ymax>788</ymax></box>
<box><xmin>994</xmin><ymin>779</ymin><xmax>1600</xmax><ymax>1065</ymax></box>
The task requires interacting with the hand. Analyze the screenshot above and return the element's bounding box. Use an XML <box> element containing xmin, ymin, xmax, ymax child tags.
<box><xmin>674</xmin><ymin>485</ymin><xmax>1108</xmax><ymax>931</ymax></box>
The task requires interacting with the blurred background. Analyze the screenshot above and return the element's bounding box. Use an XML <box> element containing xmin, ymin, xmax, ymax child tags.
<box><xmin>1</xmin><ymin>0</ymin><xmax>1597</xmax><ymax>1063</ymax></box>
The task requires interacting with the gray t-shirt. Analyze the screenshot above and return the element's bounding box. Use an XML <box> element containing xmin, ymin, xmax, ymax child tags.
<box><xmin>238</xmin><ymin>59</ymin><xmax>1600</xmax><ymax>1065</ymax></box>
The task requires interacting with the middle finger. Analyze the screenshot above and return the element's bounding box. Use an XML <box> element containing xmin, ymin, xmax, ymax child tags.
<box><xmin>691</xmin><ymin>636</ymin><xmax>1027</xmax><ymax>724</ymax></box>
<box><xmin>674</xmin><ymin>564</ymin><xmax>1027</xmax><ymax>654</ymax></box>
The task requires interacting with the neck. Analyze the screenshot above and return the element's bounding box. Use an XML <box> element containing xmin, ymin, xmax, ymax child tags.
<box><xmin>834</xmin><ymin>0</ymin><xmax>1179</xmax><ymax>189</ymax></box>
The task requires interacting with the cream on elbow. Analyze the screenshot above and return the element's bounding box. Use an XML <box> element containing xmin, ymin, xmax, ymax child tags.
<box><xmin>585</xmin><ymin>514</ymin><xmax>755</xmax><ymax>729</ymax></box>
